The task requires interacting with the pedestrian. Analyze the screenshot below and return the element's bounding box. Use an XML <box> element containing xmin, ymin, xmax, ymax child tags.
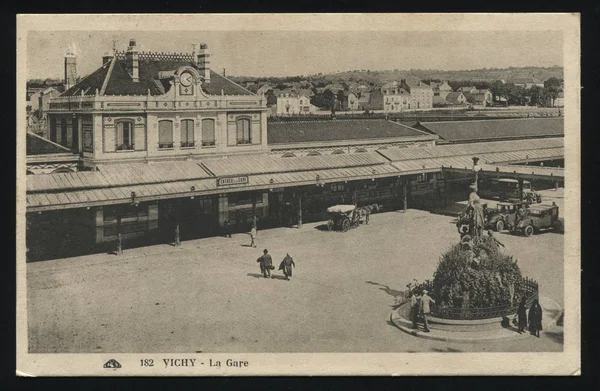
<box><xmin>419</xmin><ymin>289</ymin><xmax>435</xmax><ymax>332</ymax></box>
<box><xmin>409</xmin><ymin>291</ymin><xmax>421</xmax><ymax>329</ymax></box>
<box><xmin>256</xmin><ymin>249</ymin><xmax>273</xmax><ymax>279</ymax></box>
<box><xmin>528</xmin><ymin>298</ymin><xmax>543</xmax><ymax>338</ymax></box>
<box><xmin>224</xmin><ymin>219</ymin><xmax>233</xmax><ymax>238</ymax></box>
<box><xmin>250</xmin><ymin>226</ymin><xmax>257</xmax><ymax>248</ymax></box>
<box><xmin>515</xmin><ymin>297</ymin><xmax>528</xmax><ymax>333</ymax></box>
<box><xmin>278</xmin><ymin>253</ymin><xmax>296</xmax><ymax>281</ymax></box>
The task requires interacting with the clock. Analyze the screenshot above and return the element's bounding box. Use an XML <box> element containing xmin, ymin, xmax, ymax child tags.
<box><xmin>180</xmin><ymin>72</ymin><xmax>193</xmax><ymax>87</ymax></box>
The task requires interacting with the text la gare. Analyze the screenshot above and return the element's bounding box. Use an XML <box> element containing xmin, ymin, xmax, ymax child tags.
<box><xmin>210</xmin><ymin>359</ymin><xmax>249</xmax><ymax>367</ymax></box>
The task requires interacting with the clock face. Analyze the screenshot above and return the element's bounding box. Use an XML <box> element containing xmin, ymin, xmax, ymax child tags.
<box><xmin>180</xmin><ymin>72</ymin><xmax>193</xmax><ymax>87</ymax></box>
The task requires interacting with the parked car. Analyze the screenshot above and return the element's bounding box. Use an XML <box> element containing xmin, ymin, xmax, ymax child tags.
<box><xmin>485</xmin><ymin>201</ymin><xmax>528</xmax><ymax>232</ymax></box>
<box><xmin>479</xmin><ymin>178</ymin><xmax>542</xmax><ymax>204</ymax></box>
<box><xmin>513</xmin><ymin>204</ymin><xmax>562</xmax><ymax>237</ymax></box>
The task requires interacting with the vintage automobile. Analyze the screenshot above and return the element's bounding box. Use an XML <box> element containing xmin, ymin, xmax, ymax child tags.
<box><xmin>513</xmin><ymin>204</ymin><xmax>563</xmax><ymax>237</ymax></box>
<box><xmin>479</xmin><ymin>178</ymin><xmax>542</xmax><ymax>204</ymax></box>
<box><xmin>485</xmin><ymin>201</ymin><xmax>528</xmax><ymax>232</ymax></box>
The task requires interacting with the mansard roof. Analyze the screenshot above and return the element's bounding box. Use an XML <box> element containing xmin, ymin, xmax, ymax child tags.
<box><xmin>62</xmin><ymin>51</ymin><xmax>254</xmax><ymax>97</ymax></box>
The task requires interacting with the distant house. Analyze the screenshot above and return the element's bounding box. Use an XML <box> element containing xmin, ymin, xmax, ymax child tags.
<box><xmin>444</xmin><ymin>91</ymin><xmax>468</xmax><ymax>105</ymax></box>
<box><xmin>432</xmin><ymin>81</ymin><xmax>453</xmax><ymax>99</ymax></box>
<box><xmin>256</xmin><ymin>84</ymin><xmax>272</xmax><ymax>96</ymax></box>
<box><xmin>510</xmin><ymin>76</ymin><xmax>544</xmax><ymax>89</ymax></box>
<box><xmin>546</xmin><ymin>91</ymin><xmax>564</xmax><ymax>108</ymax></box>
<box><xmin>341</xmin><ymin>91</ymin><xmax>359</xmax><ymax>111</ymax></box>
<box><xmin>464</xmin><ymin>89</ymin><xmax>493</xmax><ymax>107</ymax></box>
<box><xmin>432</xmin><ymin>96</ymin><xmax>449</xmax><ymax>107</ymax></box>
<box><xmin>29</xmin><ymin>86</ymin><xmax>64</xmax><ymax>115</ymax></box>
<box><xmin>458</xmin><ymin>86</ymin><xmax>477</xmax><ymax>94</ymax></box>
<box><xmin>381</xmin><ymin>81</ymin><xmax>411</xmax><ymax>112</ymax></box>
<box><xmin>275</xmin><ymin>89</ymin><xmax>317</xmax><ymax>115</ymax></box>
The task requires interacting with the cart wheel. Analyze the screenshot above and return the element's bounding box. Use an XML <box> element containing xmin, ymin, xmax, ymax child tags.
<box><xmin>523</xmin><ymin>225</ymin><xmax>534</xmax><ymax>237</ymax></box>
<box><xmin>327</xmin><ymin>220</ymin><xmax>334</xmax><ymax>231</ymax></box>
<box><xmin>495</xmin><ymin>220</ymin><xmax>505</xmax><ymax>232</ymax></box>
<box><xmin>341</xmin><ymin>218</ymin><xmax>350</xmax><ymax>232</ymax></box>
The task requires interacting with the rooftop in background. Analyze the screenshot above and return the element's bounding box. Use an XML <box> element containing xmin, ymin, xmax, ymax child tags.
<box><xmin>414</xmin><ymin>117</ymin><xmax>564</xmax><ymax>143</ymax></box>
<box><xmin>61</xmin><ymin>51</ymin><xmax>254</xmax><ymax>97</ymax></box>
<box><xmin>27</xmin><ymin>132</ymin><xmax>74</xmax><ymax>155</ymax></box>
<box><xmin>267</xmin><ymin>119</ymin><xmax>434</xmax><ymax>145</ymax></box>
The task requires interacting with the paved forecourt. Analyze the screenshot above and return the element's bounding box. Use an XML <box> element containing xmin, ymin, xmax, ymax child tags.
<box><xmin>27</xmin><ymin>203</ymin><xmax>565</xmax><ymax>353</ymax></box>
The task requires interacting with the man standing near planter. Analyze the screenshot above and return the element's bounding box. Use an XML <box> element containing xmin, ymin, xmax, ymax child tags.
<box><xmin>419</xmin><ymin>289</ymin><xmax>435</xmax><ymax>333</ymax></box>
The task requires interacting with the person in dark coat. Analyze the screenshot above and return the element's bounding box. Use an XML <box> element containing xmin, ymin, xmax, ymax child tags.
<box><xmin>528</xmin><ymin>299</ymin><xmax>543</xmax><ymax>337</ymax></box>
<box><xmin>223</xmin><ymin>219</ymin><xmax>233</xmax><ymax>238</ymax></box>
<box><xmin>516</xmin><ymin>297</ymin><xmax>528</xmax><ymax>333</ymax></box>
<box><xmin>256</xmin><ymin>249</ymin><xmax>273</xmax><ymax>279</ymax></box>
<box><xmin>278</xmin><ymin>253</ymin><xmax>296</xmax><ymax>281</ymax></box>
<box><xmin>409</xmin><ymin>291</ymin><xmax>421</xmax><ymax>329</ymax></box>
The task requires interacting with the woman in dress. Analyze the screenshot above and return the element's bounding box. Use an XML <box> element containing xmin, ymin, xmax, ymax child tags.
<box><xmin>516</xmin><ymin>297</ymin><xmax>528</xmax><ymax>334</ymax></box>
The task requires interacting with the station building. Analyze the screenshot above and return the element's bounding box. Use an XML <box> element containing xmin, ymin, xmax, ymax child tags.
<box><xmin>25</xmin><ymin>40</ymin><xmax>566</xmax><ymax>261</ymax></box>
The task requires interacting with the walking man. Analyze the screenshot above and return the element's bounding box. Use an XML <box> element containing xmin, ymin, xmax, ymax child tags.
<box><xmin>409</xmin><ymin>291</ymin><xmax>421</xmax><ymax>329</ymax></box>
<box><xmin>256</xmin><ymin>249</ymin><xmax>273</xmax><ymax>279</ymax></box>
<box><xmin>278</xmin><ymin>253</ymin><xmax>296</xmax><ymax>281</ymax></box>
<box><xmin>250</xmin><ymin>226</ymin><xmax>257</xmax><ymax>248</ymax></box>
<box><xmin>224</xmin><ymin>219</ymin><xmax>233</xmax><ymax>238</ymax></box>
<box><xmin>419</xmin><ymin>289</ymin><xmax>435</xmax><ymax>332</ymax></box>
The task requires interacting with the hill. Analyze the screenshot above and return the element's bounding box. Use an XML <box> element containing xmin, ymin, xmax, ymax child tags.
<box><xmin>230</xmin><ymin>66</ymin><xmax>563</xmax><ymax>86</ymax></box>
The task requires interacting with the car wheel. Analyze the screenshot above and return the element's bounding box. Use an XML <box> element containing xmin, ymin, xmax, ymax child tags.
<box><xmin>495</xmin><ymin>220</ymin><xmax>505</xmax><ymax>232</ymax></box>
<box><xmin>524</xmin><ymin>225</ymin><xmax>534</xmax><ymax>237</ymax></box>
<box><xmin>553</xmin><ymin>220</ymin><xmax>563</xmax><ymax>232</ymax></box>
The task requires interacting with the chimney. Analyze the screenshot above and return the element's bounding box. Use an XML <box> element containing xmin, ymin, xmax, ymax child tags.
<box><xmin>197</xmin><ymin>43</ymin><xmax>210</xmax><ymax>83</ymax></box>
<box><xmin>64</xmin><ymin>52</ymin><xmax>77</xmax><ymax>91</ymax></box>
<box><xmin>125</xmin><ymin>38</ymin><xmax>139</xmax><ymax>82</ymax></box>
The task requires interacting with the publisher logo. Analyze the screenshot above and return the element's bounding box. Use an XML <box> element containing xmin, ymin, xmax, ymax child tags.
<box><xmin>103</xmin><ymin>359</ymin><xmax>122</xmax><ymax>369</ymax></box>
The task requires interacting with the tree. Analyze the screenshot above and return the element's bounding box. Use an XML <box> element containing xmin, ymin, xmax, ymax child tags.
<box><xmin>527</xmin><ymin>85</ymin><xmax>544</xmax><ymax>107</ymax></box>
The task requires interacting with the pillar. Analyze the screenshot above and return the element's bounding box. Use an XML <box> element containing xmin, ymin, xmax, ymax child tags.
<box><xmin>252</xmin><ymin>192</ymin><xmax>257</xmax><ymax>229</ymax></box>
<box><xmin>297</xmin><ymin>194</ymin><xmax>303</xmax><ymax>229</ymax></box>
<box><xmin>403</xmin><ymin>182</ymin><xmax>408</xmax><ymax>212</ymax></box>
<box><xmin>443</xmin><ymin>174</ymin><xmax>449</xmax><ymax>207</ymax></box>
<box><xmin>554</xmin><ymin>181</ymin><xmax>558</xmax><ymax>191</ymax></box>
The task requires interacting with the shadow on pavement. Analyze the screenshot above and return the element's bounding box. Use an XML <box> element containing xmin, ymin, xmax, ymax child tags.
<box><xmin>314</xmin><ymin>224</ymin><xmax>331</xmax><ymax>232</ymax></box>
<box><xmin>431</xmin><ymin>347</ymin><xmax>463</xmax><ymax>352</ymax></box>
<box><xmin>240</xmin><ymin>244</ymin><xmax>256</xmax><ymax>248</ymax></box>
<box><xmin>544</xmin><ymin>330</ymin><xmax>564</xmax><ymax>345</ymax></box>
<box><xmin>247</xmin><ymin>273</ymin><xmax>263</xmax><ymax>279</ymax></box>
<box><xmin>247</xmin><ymin>273</ymin><xmax>289</xmax><ymax>281</ymax></box>
<box><xmin>365</xmin><ymin>281</ymin><xmax>405</xmax><ymax>301</ymax></box>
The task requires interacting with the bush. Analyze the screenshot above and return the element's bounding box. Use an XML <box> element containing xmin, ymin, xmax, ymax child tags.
<box><xmin>431</xmin><ymin>235</ymin><xmax>525</xmax><ymax>310</ymax></box>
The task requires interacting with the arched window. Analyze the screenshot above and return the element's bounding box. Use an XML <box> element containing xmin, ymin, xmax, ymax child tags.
<box><xmin>331</xmin><ymin>150</ymin><xmax>345</xmax><ymax>155</ymax></box>
<box><xmin>307</xmin><ymin>151</ymin><xmax>321</xmax><ymax>156</ymax></box>
<box><xmin>180</xmin><ymin>119</ymin><xmax>195</xmax><ymax>147</ymax></box>
<box><xmin>236</xmin><ymin>118</ymin><xmax>251</xmax><ymax>144</ymax></box>
<box><xmin>158</xmin><ymin>120</ymin><xmax>173</xmax><ymax>149</ymax></box>
<box><xmin>52</xmin><ymin>167</ymin><xmax>74</xmax><ymax>174</ymax></box>
<box><xmin>116</xmin><ymin>120</ymin><xmax>134</xmax><ymax>150</ymax></box>
<box><xmin>281</xmin><ymin>153</ymin><xmax>296</xmax><ymax>158</ymax></box>
<box><xmin>201</xmin><ymin>119</ymin><xmax>215</xmax><ymax>146</ymax></box>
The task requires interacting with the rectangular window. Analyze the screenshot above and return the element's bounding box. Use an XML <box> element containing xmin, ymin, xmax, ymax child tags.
<box><xmin>158</xmin><ymin>120</ymin><xmax>174</xmax><ymax>149</ymax></box>
<box><xmin>201</xmin><ymin>119</ymin><xmax>215</xmax><ymax>146</ymax></box>
<box><xmin>180</xmin><ymin>119</ymin><xmax>195</xmax><ymax>147</ymax></box>
<box><xmin>49</xmin><ymin>117</ymin><xmax>57</xmax><ymax>142</ymax></box>
<box><xmin>116</xmin><ymin>121</ymin><xmax>134</xmax><ymax>150</ymax></box>
<box><xmin>72</xmin><ymin>117</ymin><xmax>79</xmax><ymax>151</ymax></box>
<box><xmin>60</xmin><ymin>118</ymin><xmax>68</xmax><ymax>146</ymax></box>
<box><xmin>236</xmin><ymin>118</ymin><xmax>251</xmax><ymax>144</ymax></box>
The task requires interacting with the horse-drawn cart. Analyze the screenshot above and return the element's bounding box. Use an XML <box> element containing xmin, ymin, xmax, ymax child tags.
<box><xmin>326</xmin><ymin>204</ymin><xmax>380</xmax><ymax>232</ymax></box>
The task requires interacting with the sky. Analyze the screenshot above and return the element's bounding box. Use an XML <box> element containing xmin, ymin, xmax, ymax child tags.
<box><xmin>27</xmin><ymin>30</ymin><xmax>564</xmax><ymax>80</ymax></box>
